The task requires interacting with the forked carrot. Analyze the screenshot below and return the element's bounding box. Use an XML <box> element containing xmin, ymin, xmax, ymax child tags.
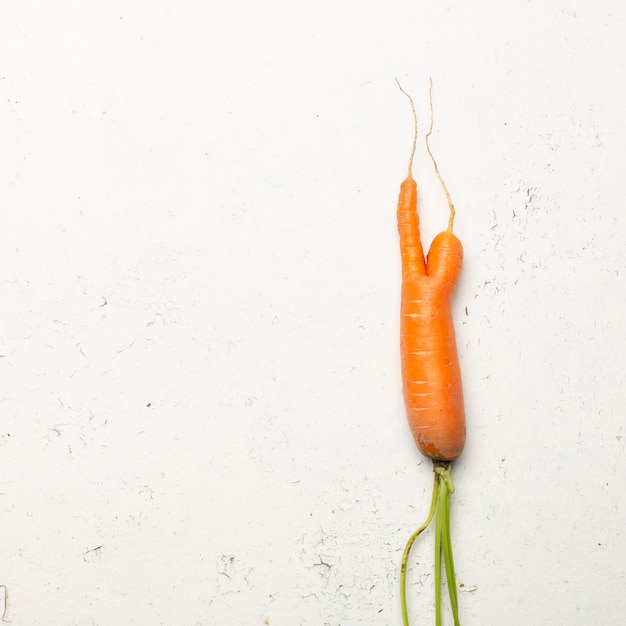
<box><xmin>395</xmin><ymin>78</ymin><xmax>466</xmax><ymax>626</ymax></box>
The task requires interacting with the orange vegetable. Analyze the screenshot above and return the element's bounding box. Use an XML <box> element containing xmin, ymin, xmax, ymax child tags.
<box><xmin>396</xmin><ymin>80</ymin><xmax>466</xmax><ymax>462</ymax></box>
<box><xmin>397</xmin><ymin>179</ymin><xmax>466</xmax><ymax>460</ymax></box>
<box><xmin>395</xmin><ymin>79</ymin><xmax>466</xmax><ymax>626</ymax></box>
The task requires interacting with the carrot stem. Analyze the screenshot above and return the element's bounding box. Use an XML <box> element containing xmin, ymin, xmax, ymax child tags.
<box><xmin>400</xmin><ymin>471</ymin><xmax>439</xmax><ymax>626</ymax></box>
<box><xmin>435</xmin><ymin>480</ymin><xmax>444</xmax><ymax>626</ymax></box>
<box><xmin>439</xmin><ymin>466</ymin><xmax>460</xmax><ymax>625</ymax></box>
<box><xmin>401</xmin><ymin>464</ymin><xmax>461</xmax><ymax>626</ymax></box>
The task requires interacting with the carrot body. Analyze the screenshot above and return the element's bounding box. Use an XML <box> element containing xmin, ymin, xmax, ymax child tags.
<box><xmin>398</xmin><ymin>176</ymin><xmax>465</xmax><ymax>461</ymax></box>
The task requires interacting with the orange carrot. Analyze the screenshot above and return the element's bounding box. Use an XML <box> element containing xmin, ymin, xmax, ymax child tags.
<box><xmin>396</xmin><ymin>79</ymin><xmax>466</xmax><ymax>462</ymax></box>
<box><xmin>395</xmin><ymin>78</ymin><xmax>465</xmax><ymax>626</ymax></box>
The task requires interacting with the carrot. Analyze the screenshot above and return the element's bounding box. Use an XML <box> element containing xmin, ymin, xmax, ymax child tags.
<box><xmin>395</xmin><ymin>78</ymin><xmax>466</xmax><ymax>626</ymax></box>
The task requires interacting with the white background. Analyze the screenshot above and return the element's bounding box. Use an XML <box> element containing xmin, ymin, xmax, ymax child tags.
<box><xmin>1</xmin><ymin>1</ymin><xmax>625</xmax><ymax>625</ymax></box>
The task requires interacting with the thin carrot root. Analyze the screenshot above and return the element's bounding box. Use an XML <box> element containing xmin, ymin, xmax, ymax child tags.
<box><xmin>400</xmin><ymin>464</ymin><xmax>460</xmax><ymax>626</ymax></box>
<box><xmin>395</xmin><ymin>78</ymin><xmax>418</xmax><ymax>179</ymax></box>
<box><xmin>425</xmin><ymin>77</ymin><xmax>456</xmax><ymax>232</ymax></box>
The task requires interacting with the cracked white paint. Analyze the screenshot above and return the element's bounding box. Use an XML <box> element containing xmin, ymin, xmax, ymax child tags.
<box><xmin>1</xmin><ymin>1</ymin><xmax>626</xmax><ymax>625</ymax></box>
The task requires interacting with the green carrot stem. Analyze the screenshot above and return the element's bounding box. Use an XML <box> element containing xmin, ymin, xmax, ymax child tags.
<box><xmin>434</xmin><ymin>476</ymin><xmax>446</xmax><ymax>626</ymax></box>
<box><xmin>440</xmin><ymin>468</ymin><xmax>460</xmax><ymax>625</ymax></box>
<box><xmin>400</xmin><ymin>463</ymin><xmax>461</xmax><ymax>626</ymax></box>
<box><xmin>400</xmin><ymin>470</ymin><xmax>439</xmax><ymax>626</ymax></box>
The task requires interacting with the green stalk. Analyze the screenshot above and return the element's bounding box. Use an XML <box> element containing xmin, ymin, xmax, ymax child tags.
<box><xmin>439</xmin><ymin>466</ymin><xmax>460</xmax><ymax>625</ymax></box>
<box><xmin>434</xmin><ymin>473</ymin><xmax>447</xmax><ymax>626</ymax></box>
<box><xmin>441</xmin><ymin>475</ymin><xmax>460</xmax><ymax>625</ymax></box>
<box><xmin>400</xmin><ymin>472</ymin><xmax>439</xmax><ymax>626</ymax></box>
<box><xmin>400</xmin><ymin>463</ymin><xmax>461</xmax><ymax>626</ymax></box>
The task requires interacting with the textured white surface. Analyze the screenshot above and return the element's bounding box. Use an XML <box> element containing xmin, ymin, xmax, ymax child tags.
<box><xmin>1</xmin><ymin>1</ymin><xmax>626</xmax><ymax>624</ymax></box>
